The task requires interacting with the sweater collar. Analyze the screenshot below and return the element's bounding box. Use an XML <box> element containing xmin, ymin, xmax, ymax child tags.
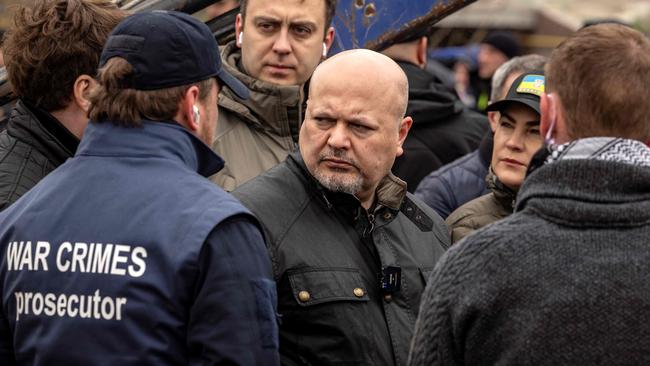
<box><xmin>516</xmin><ymin>150</ymin><xmax>650</xmax><ymax>225</ymax></box>
<box><xmin>217</xmin><ymin>41</ymin><xmax>304</xmax><ymax>136</ymax></box>
<box><xmin>76</xmin><ymin>120</ymin><xmax>224</xmax><ymax>177</ymax></box>
<box><xmin>544</xmin><ymin>137</ymin><xmax>650</xmax><ymax>167</ymax></box>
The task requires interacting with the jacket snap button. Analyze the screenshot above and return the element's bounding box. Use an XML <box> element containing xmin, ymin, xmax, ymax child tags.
<box><xmin>383</xmin><ymin>212</ymin><xmax>392</xmax><ymax>220</ymax></box>
<box><xmin>384</xmin><ymin>294</ymin><xmax>392</xmax><ymax>302</ymax></box>
<box><xmin>353</xmin><ymin>288</ymin><xmax>365</xmax><ymax>297</ymax></box>
<box><xmin>298</xmin><ymin>291</ymin><xmax>311</xmax><ymax>302</ymax></box>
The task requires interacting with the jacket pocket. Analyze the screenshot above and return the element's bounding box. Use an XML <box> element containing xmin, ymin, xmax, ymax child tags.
<box><xmin>287</xmin><ymin>268</ymin><xmax>370</xmax><ymax>306</ymax></box>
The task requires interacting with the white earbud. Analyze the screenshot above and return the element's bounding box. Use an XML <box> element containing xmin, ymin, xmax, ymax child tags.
<box><xmin>192</xmin><ymin>105</ymin><xmax>201</xmax><ymax>125</ymax></box>
<box><xmin>544</xmin><ymin>93</ymin><xmax>556</xmax><ymax>145</ymax></box>
<box><xmin>322</xmin><ymin>42</ymin><xmax>327</xmax><ymax>57</ymax></box>
<box><xmin>238</xmin><ymin>32</ymin><xmax>243</xmax><ymax>45</ymax></box>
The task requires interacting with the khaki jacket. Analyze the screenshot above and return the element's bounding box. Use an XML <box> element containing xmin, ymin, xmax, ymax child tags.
<box><xmin>211</xmin><ymin>41</ymin><xmax>304</xmax><ymax>191</ymax></box>
<box><xmin>445</xmin><ymin>168</ymin><xmax>516</xmax><ymax>243</ymax></box>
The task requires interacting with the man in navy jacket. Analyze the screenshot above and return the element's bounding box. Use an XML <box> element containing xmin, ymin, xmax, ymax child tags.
<box><xmin>0</xmin><ymin>11</ymin><xmax>279</xmax><ymax>365</ymax></box>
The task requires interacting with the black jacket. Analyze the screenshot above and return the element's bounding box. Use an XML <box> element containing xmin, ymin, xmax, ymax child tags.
<box><xmin>0</xmin><ymin>100</ymin><xmax>78</xmax><ymax>210</ymax></box>
<box><xmin>392</xmin><ymin>61</ymin><xmax>488</xmax><ymax>192</ymax></box>
<box><xmin>234</xmin><ymin>152</ymin><xmax>449</xmax><ymax>366</ymax></box>
<box><xmin>415</xmin><ymin>132</ymin><xmax>493</xmax><ymax>219</ymax></box>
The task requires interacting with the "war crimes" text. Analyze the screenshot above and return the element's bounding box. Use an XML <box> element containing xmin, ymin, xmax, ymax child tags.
<box><xmin>6</xmin><ymin>241</ymin><xmax>147</xmax><ymax>278</ymax></box>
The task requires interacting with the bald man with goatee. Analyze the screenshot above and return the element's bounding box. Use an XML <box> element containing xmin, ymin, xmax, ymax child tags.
<box><xmin>234</xmin><ymin>49</ymin><xmax>449</xmax><ymax>365</ymax></box>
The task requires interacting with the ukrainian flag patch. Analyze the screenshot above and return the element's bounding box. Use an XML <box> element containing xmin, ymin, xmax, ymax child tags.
<box><xmin>516</xmin><ymin>74</ymin><xmax>545</xmax><ymax>96</ymax></box>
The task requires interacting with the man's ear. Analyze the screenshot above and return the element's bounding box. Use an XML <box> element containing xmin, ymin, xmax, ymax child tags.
<box><xmin>539</xmin><ymin>93</ymin><xmax>555</xmax><ymax>140</ymax></box>
<box><xmin>541</xmin><ymin>92</ymin><xmax>571</xmax><ymax>144</ymax></box>
<box><xmin>323</xmin><ymin>26</ymin><xmax>335</xmax><ymax>57</ymax></box>
<box><xmin>416</xmin><ymin>36</ymin><xmax>428</xmax><ymax>69</ymax></box>
<box><xmin>73</xmin><ymin>74</ymin><xmax>97</xmax><ymax>113</ymax></box>
<box><xmin>235</xmin><ymin>13</ymin><xmax>244</xmax><ymax>48</ymax></box>
<box><xmin>396</xmin><ymin>116</ymin><xmax>413</xmax><ymax>157</ymax></box>
<box><xmin>487</xmin><ymin>111</ymin><xmax>499</xmax><ymax>132</ymax></box>
<box><xmin>177</xmin><ymin>85</ymin><xmax>201</xmax><ymax>132</ymax></box>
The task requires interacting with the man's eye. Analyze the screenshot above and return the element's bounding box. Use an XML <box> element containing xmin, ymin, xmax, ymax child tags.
<box><xmin>314</xmin><ymin>116</ymin><xmax>333</xmax><ymax>124</ymax></box>
<box><xmin>529</xmin><ymin>128</ymin><xmax>541</xmax><ymax>135</ymax></box>
<box><xmin>351</xmin><ymin>123</ymin><xmax>370</xmax><ymax>132</ymax></box>
<box><xmin>292</xmin><ymin>26</ymin><xmax>312</xmax><ymax>36</ymax></box>
<box><xmin>258</xmin><ymin>23</ymin><xmax>276</xmax><ymax>32</ymax></box>
<box><xmin>500</xmin><ymin>121</ymin><xmax>514</xmax><ymax>129</ymax></box>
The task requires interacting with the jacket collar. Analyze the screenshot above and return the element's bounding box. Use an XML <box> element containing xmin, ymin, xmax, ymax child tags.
<box><xmin>288</xmin><ymin>152</ymin><xmax>407</xmax><ymax>212</ymax></box>
<box><xmin>218</xmin><ymin>41</ymin><xmax>303</xmax><ymax>136</ymax></box>
<box><xmin>486</xmin><ymin>167</ymin><xmax>517</xmax><ymax>211</ymax></box>
<box><xmin>76</xmin><ymin>120</ymin><xmax>224</xmax><ymax>177</ymax></box>
<box><xmin>7</xmin><ymin>99</ymin><xmax>79</xmax><ymax>165</ymax></box>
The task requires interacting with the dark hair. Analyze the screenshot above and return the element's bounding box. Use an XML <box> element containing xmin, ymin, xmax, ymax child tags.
<box><xmin>240</xmin><ymin>0</ymin><xmax>337</xmax><ymax>33</ymax></box>
<box><xmin>2</xmin><ymin>0</ymin><xmax>126</xmax><ymax>111</ymax></box>
<box><xmin>88</xmin><ymin>58</ymin><xmax>214</xmax><ymax>127</ymax></box>
<box><xmin>546</xmin><ymin>24</ymin><xmax>650</xmax><ymax>141</ymax></box>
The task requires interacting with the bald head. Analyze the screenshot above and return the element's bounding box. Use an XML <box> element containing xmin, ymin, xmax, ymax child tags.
<box><xmin>300</xmin><ymin>49</ymin><xmax>413</xmax><ymax>209</ymax></box>
<box><xmin>310</xmin><ymin>49</ymin><xmax>409</xmax><ymax>122</ymax></box>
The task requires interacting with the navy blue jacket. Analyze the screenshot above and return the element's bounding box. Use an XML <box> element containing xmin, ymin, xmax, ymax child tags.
<box><xmin>415</xmin><ymin>132</ymin><xmax>492</xmax><ymax>219</ymax></box>
<box><xmin>0</xmin><ymin>120</ymin><xmax>279</xmax><ymax>365</ymax></box>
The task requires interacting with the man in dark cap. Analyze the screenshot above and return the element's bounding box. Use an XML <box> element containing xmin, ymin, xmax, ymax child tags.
<box><xmin>474</xmin><ymin>31</ymin><xmax>520</xmax><ymax>111</ymax></box>
<box><xmin>0</xmin><ymin>11</ymin><xmax>278</xmax><ymax>365</ymax></box>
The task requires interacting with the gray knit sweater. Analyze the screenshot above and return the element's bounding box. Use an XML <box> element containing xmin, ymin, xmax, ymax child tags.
<box><xmin>408</xmin><ymin>156</ymin><xmax>650</xmax><ymax>365</ymax></box>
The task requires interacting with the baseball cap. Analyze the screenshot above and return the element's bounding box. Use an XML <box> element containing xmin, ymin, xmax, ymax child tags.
<box><xmin>486</xmin><ymin>72</ymin><xmax>544</xmax><ymax>114</ymax></box>
<box><xmin>99</xmin><ymin>10</ymin><xmax>249</xmax><ymax>99</ymax></box>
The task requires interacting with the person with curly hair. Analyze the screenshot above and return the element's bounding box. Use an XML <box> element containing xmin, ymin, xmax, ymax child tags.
<box><xmin>0</xmin><ymin>0</ymin><xmax>125</xmax><ymax>210</ymax></box>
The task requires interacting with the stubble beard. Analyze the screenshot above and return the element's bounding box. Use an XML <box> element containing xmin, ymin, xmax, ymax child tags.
<box><xmin>313</xmin><ymin>149</ymin><xmax>363</xmax><ymax>195</ymax></box>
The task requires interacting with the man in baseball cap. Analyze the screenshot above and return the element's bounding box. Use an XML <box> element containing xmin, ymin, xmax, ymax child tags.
<box><xmin>0</xmin><ymin>11</ymin><xmax>279</xmax><ymax>365</ymax></box>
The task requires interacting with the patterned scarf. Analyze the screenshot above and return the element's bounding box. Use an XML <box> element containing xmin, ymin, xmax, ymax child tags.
<box><xmin>544</xmin><ymin>137</ymin><xmax>650</xmax><ymax>167</ymax></box>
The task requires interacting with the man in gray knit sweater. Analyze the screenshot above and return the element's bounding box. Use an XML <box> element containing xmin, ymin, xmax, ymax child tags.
<box><xmin>409</xmin><ymin>23</ymin><xmax>650</xmax><ymax>366</ymax></box>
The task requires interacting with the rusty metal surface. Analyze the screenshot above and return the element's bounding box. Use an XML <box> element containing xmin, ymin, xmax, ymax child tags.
<box><xmin>331</xmin><ymin>0</ymin><xmax>477</xmax><ymax>53</ymax></box>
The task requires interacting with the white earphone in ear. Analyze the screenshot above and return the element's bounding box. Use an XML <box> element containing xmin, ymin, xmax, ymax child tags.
<box><xmin>192</xmin><ymin>105</ymin><xmax>201</xmax><ymax>125</ymax></box>
<box><xmin>238</xmin><ymin>32</ymin><xmax>243</xmax><ymax>45</ymax></box>
<box><xmin>322</xmin><ymin>42</ymin><xmax>327</xmax><ymax>57</ymax></box>
<box><xmin>544</xmin><ymin>93</ymin><xmax>556</xmax><ymax>145</ymax></box>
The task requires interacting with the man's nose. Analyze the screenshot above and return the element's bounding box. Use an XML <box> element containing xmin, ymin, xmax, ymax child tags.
<box><xmin>327</xmin><ymin>123</ymin><xmax>351</xmax><ymax>149</ymax></box>
<box><xmin>272</xmin><ymin>28</ymin><xmax>292</xmax><ymax>55</ymax></box>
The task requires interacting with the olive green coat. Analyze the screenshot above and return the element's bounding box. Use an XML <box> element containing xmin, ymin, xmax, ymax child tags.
<box><xmin>210</xmin><ymin>41</ymin><xmax>304</xmax><ymax>191</ymax></box>
<box><xmin>445</xmin><ymin>169</ymin><xmax>516</xmax><ymax>243</ymax></box>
